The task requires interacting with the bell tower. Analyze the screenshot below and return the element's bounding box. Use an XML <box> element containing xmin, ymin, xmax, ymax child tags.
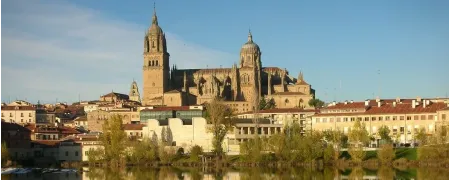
<box><xmin>142</xmin><ymin>4</ymin><xmax>170</xmax><ymax>105</ymax></box>
<box><xmin>239</xmin><ymin>30</ymin><xmax>262</xmax><ymax>109</ymax></box>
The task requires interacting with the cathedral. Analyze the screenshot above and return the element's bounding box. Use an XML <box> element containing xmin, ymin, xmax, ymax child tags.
<box><xmin>141</xmin><ymin>7</ymin><xmax>315</xmax><ymax>113</ymax></box>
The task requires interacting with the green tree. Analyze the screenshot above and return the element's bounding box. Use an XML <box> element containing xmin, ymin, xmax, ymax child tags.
<box><xmin>161</xmin><ymin>127</ymin><xmax>167</xmax><ymax>145</ymax></box>
<box><xmin>348</xmin><ymin>120</ymin><xmax>369</xmax><ymax>163</ymax></box>
<box><xmin>259</xmin><ymin>97</ymin><xmax>276</xmax><ymax>110</ymax></box>
<box><xmin>130</xmin><ymin>138</ymin><xmax>158</xmax><ymax>164</ymax></box>
<box><xmin>100</xmin><ymin>114</ymin><xmax>127</xmax><ymax>165</ymax></box>
<box><xmin>323</xmin><ymin>144</ymin><xmax>335</xmax><ymax>164</ymax></box>
<box><xmin>1</xmin><ymin>142</ymin><xmax>9</xmax><ymax>167</ymax></box>
<box><xmin>378</xmin><ymin>125</ymin><xmax>392</xmax><ymax>144</ymax></box>
<box><xmin>87</xmin><ymin>147</ymin><xmax>104</xmax><ymax>165</ymax></box>
<box><xmin>377</xmin><ymin>144</ymin><xmax>395</xmax><ymax>164</ymax></box>
<box><xmin>166</xmin><ymin>127</ymin><xmax>173</xmax><ymax>146</ymax></box>
<box><xmin>205</xmin><ymin>98</ymin><xmax>235</xmax><ymax>158</ymax></box>
<box><xmin>308</xmin><ymin>99</ymin><xmax>325</xmax><ymax>109</ymax></box>
<box><xmin>189</xmin><ymin>145</ymin><xmax>203</xmax><ymax>162</ymax></box>
<box><xmin>415</xmin><ymin>127</ymin><xmax>428</xmax><ymax>146</ymax></box>
<box><xmin>323</xmin><ymin>129</ymin><xmax>344</xmax><ymax>160</ymax></box>
<box><xmin>240</xmin><ymin>135</ymin><xmax>264</xmax><ymax>163</ymax></box>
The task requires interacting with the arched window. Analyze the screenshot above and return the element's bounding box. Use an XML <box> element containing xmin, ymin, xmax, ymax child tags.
<box><xmin>152</xmin><ymin>41</ymin><xmax>155</xmax><ymax>48</ymax></box>
<box><xmin>155</xmin><ymin>60</ymin><xmax>159</xmax><ymax>66</ymax></box>
<box><xmin>148</xmin><ymin>61</ymin><xmax>151</xmax><ymax>66</ymax></box>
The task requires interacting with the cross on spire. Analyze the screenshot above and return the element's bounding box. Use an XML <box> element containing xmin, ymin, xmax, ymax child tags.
<box><xmin>152</xmin><ymin>2</ymin><xmax>158</xmax><ymax>25</ymax></box>
<box><xmin>248</xmin><ymin>28</ymin><xmax>253</xmax><ymax>42</ymax></box>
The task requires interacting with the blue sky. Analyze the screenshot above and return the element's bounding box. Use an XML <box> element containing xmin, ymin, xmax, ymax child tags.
<box><xmin>2</xmin><ymin>0</ymin><xmax>449</xmax><ymax>104</ymax></box>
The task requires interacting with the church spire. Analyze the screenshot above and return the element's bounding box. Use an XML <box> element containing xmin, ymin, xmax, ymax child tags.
<box><xmin>152</xmin><ymin>2</ymin><xmax>158</xmax><ymax>25</ymax></box>
<box><xmin>248</xmin><ymin>29</ymin><xmax>253</xmax><ymax>42</ymax></box>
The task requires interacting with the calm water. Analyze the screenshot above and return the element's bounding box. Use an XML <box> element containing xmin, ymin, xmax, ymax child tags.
<box><xmin>2</xmin><ymin>166</ymin><xmax>449</xmax><ymax>180</ymax></box>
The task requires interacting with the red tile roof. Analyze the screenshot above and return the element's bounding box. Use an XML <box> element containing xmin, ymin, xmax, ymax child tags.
<box><xmin>314</xmin><ymin>102</ymin><xmax>447</xmax><ymax>117</ymax></box>
<box><xmin>324</xmin><ymin>102</ymin><xmax>366</xmax><ymax>109</ymax></box>
<box><xmin>237</xmin><ymin>108</ymin><xmax>318</xmax><ymax>115</ymax></box>
<box><xmin>141</xmin><ymin>106</ymin><xmax>200</xmax><ymax>112</ymax></box>
<box><xmin>123</xmin><ymin>124</ymin><xmax>145</xmax><ymax>131</ymax></box>
<box><xmin>60</xmin><ymin>127</ymin><xmax>81</xmax><ymax>134</ymax></box>
<box><xmin>1</xmin><ymin>106</ymin><xmax>36</xmax><ymax>111</ymax></box>
<box><xmin>32</xmin><ymin>140</ymin><xmax>60</xmax><ymax>146</ymax></box>
<box><xmin>26</xmin><ymin>125</ymin><xmax>80</xmax><ymax>134</ymax></box>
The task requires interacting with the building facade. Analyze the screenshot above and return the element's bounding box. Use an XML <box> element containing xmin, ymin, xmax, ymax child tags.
<box><xmin>1</xmin><ymin>106</ymin><xmax>36</xmax><ymax>124</ymax></box>
<box><xmin>141</xmin><ymin>7</ymin><xmax>315</xmax><ymax>112</ymax></box>
<box><xmin>312</xmin><ymin>98</ymin><xmax>449</xmax><ymax>147</ymax></box>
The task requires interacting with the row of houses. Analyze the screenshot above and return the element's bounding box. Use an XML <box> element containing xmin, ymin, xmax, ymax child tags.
<box><xmin>1</xmin><ymin>96</ymin><xmax>449</xmax><ymax>163</ymax></box>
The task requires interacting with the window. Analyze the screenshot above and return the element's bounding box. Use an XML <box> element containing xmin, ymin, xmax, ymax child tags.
<box><xmin>343</xmin><ymin>118</ymin><xmax>348</xmax><ymax>122</ymax></box>
<box><xmin>400</xmin><ymin>127</ymin><xmax>405</xmax><ymax>133</ymax></box>
<box><xmin>364</xmin><ymin>117</ymin><xmax>369</xmax><ymax>121</ymax></box>
<box><xmin>330</xmin><ymin>118</ymin><xmax>334</xmax><ymax>123</ymax></box>
<box><xmin>75</xmin><ymin>151</ymin><xmax>79</xmax><ymax>157</ymax></box>
<box><xmin>65</xmin><ymin>151</ymin><xmax>69</xmax><ymax>156</ymax></box>
<box><xmin>29</xmin><ymin>113</ymin><xmax>32</xmax><ymax>117</ymax></box>
<box><xmin>350</xmin><ymin>117</ymin><xmax>355</xmax><ymax>122</ymax></box>
<box><xmin>407</xmin><ymin>116</ymin><xmax>411</xmax><ymax>120</ymax></box>
<box><xmin>414</xmin><ymin>115</ymin><xmax>419</xmax><ymax>120</ymax></box>
<box><xmin>9</xmin><ymin>113</ymin><xmax>12</xmax><ymax>117</ymax></box>
<box><xmin>357</xmin><ymin>117</ymin><xmax>362</xmax><ymax>121</ymax></box>
<box><xmin>21</xmin><ymin>113</ymin><xmax>23</xmax><ymax>117</ymax></box>
<box><xmin>399</xmin><ymin>116</ymin><xmax>404</xmax><ymax>120</ymax></box>
<box><xmin>371</xmin><ymin>117</ymin><xmax>376</xmax><ymax>121</ymax></box>
<box><xmin>378</xmin><ymin>117</ymin><xmax>383</xmax><ymax>121</ymax></box>
<box><xmin>420</xmin><ymin>115</ymin><xmax>426</xmax><ymax>120</ymax></box>
<box><xmin>442</xmin><ymin>114</ymin><xmax>447</xmax><ymax>120</ymax></box>
<box><xmin>322</xmin><ymin>118</ymin><xmax>327</xmax><ymax>123</ymax></box>
<box><xmin>385</xmin><ymin>116</ymin><xmax>390</xmax><ymax>121</ymax></box>
<box><xmin>336</xmin><ymin>118</ymin><xmax>341</xmax><ymax>122</ymax></box>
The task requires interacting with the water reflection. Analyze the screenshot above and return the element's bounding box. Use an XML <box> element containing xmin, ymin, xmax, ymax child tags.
<box><xmin>3</xmin><ymin>166</ymin><xmax>449</xmax><ymax>180</ymax></box>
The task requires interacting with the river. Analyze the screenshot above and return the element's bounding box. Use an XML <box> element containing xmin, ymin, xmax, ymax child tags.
<box><xmin>1</xmin><ymin>166</ymin><xmax>448</xmax><ymax>179</ymax></box>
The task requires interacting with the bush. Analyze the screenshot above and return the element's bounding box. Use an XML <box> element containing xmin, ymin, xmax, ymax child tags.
<box><xmin>189</xmin><ymin>145</ymin><xmax>203</xmax><ymax>162</ymax></box>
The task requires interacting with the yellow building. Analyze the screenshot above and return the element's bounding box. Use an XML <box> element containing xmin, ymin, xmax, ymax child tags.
<box><xmin>141</xmin><ymin>7</ymin><xmax>315</xmax><ymax>112</ymax></box>
<box><xmin>312</xmin><ymin>97</ymin><xmax>449</xmax><ymax>147</ymax></box>
<box><xmin>1</xmin><ymin>106</ymin><xmax>36</xmax><ymax>124</ymax></box>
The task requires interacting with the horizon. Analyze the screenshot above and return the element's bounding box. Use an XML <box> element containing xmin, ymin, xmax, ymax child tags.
<box><xmin>2</xmin><ymin>0</ymin><xmax>449</xmax><ymax>104</ymax></box>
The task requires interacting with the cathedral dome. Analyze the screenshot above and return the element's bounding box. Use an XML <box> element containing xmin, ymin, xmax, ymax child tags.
<box><xmin>241</xmin><ymin>31</ymin><xmax>260</xmax><ymax>54</ymax></box>
<box><xmin>148</xmin><ymin>6</ymin><xmax>163</xmax><ymax>35</ymax></box>
<box><xmin>148</xmin><ymin>23</ymin><xmax>163</xmax><ymax>34</ymax></box>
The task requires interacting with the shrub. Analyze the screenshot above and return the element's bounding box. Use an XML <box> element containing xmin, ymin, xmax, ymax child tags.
<box><xmin>189</xmin><ymin>145</ymin><xmax>203</xmax><ymax>162</ymax></box>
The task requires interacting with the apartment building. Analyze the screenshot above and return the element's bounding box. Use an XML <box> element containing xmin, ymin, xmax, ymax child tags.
<box><xmin>1</xmin><ymin>106</ymin><xmax>36</xmax><ymax>124</ymax></box>
<box><xmin>312</xmin><ymin>97</ymin><xmax>449</xmax><ymax>147</ymax></box>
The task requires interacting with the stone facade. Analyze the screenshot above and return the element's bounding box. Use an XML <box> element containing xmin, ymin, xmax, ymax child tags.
<box><xmin>141</xmin><ymin>7</ymin><xmax>315</xmax><ymax>112</ymax></box>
